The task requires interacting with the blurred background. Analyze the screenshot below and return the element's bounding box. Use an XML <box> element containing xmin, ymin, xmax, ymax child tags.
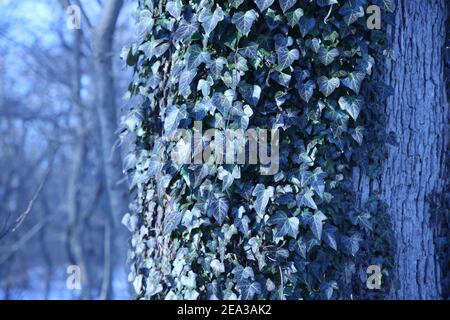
<box><xmin>0</xmin><ymin>0</ymin><xmax>135</xmax><ymax>299</ymax></box>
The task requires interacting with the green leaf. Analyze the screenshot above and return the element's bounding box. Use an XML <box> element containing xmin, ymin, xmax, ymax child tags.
<box><xmin>252</xmin><ymin>184</ymin><xmax>274</xmax><ymax>218</ymax></box>
<box><xmin>299</xmin><ymin>16</ymin><xmax>316</xmax><ymax>37</ymax></box>
<box><xmin>317</xmin><ymin>76</ymin><xmax>340</xmax><ymax>97</ymax></box>
<box><xmin>296</xmin><ymin>189</ymin><xmax>317</xmax><ymax>210</ymax></box>
<box><xmin>198</xmin><ymin>6</ymin><xmax>224</xmax><ymax>35</ymax></box>
<box><xmin>318</xmin><ymin>47</ymin><xmax>339</xmax><ymax>66</ymax></box>
<box><xmin>285</xmin><ymin>8</ymin><xmax>304</xmax><ymax>27</ymax></box>
<box><xmin>254</xmin><ymin>0</ymin><xmax>275</xmax><ymax>12</ymax></box>
<box><xmin>310</xmin><ymin>210</ymin><xmax>327</xmax><ymax>240</ymax></box>
<box><xmin>186</xmin><ymin>45</ymin><xmax>211</xmax><ymax>70</ymax></box>
<box><xmin>232</xmin><ymin>10</ymin><xmax>258</xmax><ymax>36</ymax></box>
<box><xmin>339</xmin><ymin>4</ymin><xmax>365</xmax><ymax>25</ymax></box>
<box><xmin>297</xmin><ymin>80</ymin><xmax>316</xmax><ymax>103</ymax></box>
<box><xmin>267</xmin><ymin>211</ymin><xmax>299</xmax><ymax>238</ymax></box>
<box><xmin>276</xmin><ymin>47</ymin><xmax>300</xmax><ymax>70</ymax></box>
<box><xmin>166</xmin><ymin>1</ymin><xmax>181</xmax><ymax>19</ymax></box>
<box><xmin>208</xmin><ymin>194</ymin><xmax>230</xmax><ymax>224</ymax></box>
<box><xmin>163</xmin><ymin>210</ymin><xmax>182</xmax><ymax>236</ymax></box>
<box><xmin>279</xmin><ymin>0</ymin><xmax>297</xmax><ymax>13</ymax></box>
<box><xmin>338</xmin><ymin>95</ymin><xmax>364</xmax><ymax>121</ymax></box>
<box><xmin>342</xmin><ymin>71</ymin><xmax>365</xmax><ymax>94</ymax></box>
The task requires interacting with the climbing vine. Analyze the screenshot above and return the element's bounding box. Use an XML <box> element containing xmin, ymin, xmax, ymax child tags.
<box><xmin>121</xmin><ymin>0</ymin><xmax>395</xmax><ymax>300</ymax></box>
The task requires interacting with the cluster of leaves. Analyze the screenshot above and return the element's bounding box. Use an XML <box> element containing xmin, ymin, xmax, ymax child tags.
<box><xmin>121</xmin><ymin>0</ymin><xmax>395</xmax><ymax>300</ymax></box>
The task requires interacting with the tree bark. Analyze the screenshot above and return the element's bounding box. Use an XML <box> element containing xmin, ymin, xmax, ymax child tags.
<box><xmin>355</xmin><ymin>0</ymin><xmax>448</xmax><ymax>299</ymax></box>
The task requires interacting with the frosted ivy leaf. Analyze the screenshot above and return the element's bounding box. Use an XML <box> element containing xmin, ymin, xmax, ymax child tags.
<box><xmin>252</xmin><ymin>184</ymin><xmax>275</xmax><ymax>218</ymax></box>
<box><xmin>317</xmin><ymin>76</ymin><xmax>340</xmax><ymax>97</ymax></box>
<box><xmin>276</xmin><ymin>47</ymin><xmax>300</xmax><ymax>70</ymax></box>
<box><xmin>299</xmin><ymin>16</ymin><xmax>316</xmax><ymax>37</ymax></box>
<box><xmin>210</xmin><ymin>259</ymin><xmax>225</xmax><ymax>274</ymax></box>
<box><xmin>279</xmin><ymin>0</ymin><xmax>297</xmax><ymax>13</ymax></box>
<box><xmin>297</xmin><ymin>80</ymin><xmax>316</xmax><ymax>103</ymax></box>
<box><xmin>318</xmin><ymin>47</ymin><xmax>340</xmax><ymax>66</ymax></box>
<box><xmin>267</xmin><ymin>210</ymin><xmax>299</xmax><ymax>238</ymax></box>
<box><xmin>186</xmin><ymin>44</ymin><xmax>211</xmax><ymax>70</ymax></box>
<box><xmin>254</xmin><ymin>0</ymin><xmax>275</xmax><ymax>12</ymax></box>
<box><xmin>339</xmin><ymin>3</ymin><xmax>365</xmax><ymax>25</ymax></box>
<box><xmin>122</xmin><ymin>213</ymin><xmax>139</xmax><ymax>232</ymax></box>
<box><xmin>166</xmin><ymin>0</ymin><xmax>182</xmax><ymax>19</ymax></box>
<box><xmin>341</xmin><ymin>71</ymin><xmax>365</xmax><ymax>94</ymax></box>
<box><xmin>338</xmin><ymin>95</ymin><xmax>364</xmax><ymax>121</ymax></box>
<box><xmin>198</xmin><ymin>5</ymin><xmax>224</xmax><ymax>35</ymax></box>
<box><xmin>180</xmin><ymin>271</ymin><xmax>197</xmax><ymax>289</ymax></box>
<box><xmin>285</xmin><ymin>8</ymin><xmax>304</xmax><ymax>27</ymax></box>
<box><xmin>231</xmin><ymin>10</ymin><xmax>258</xmax><ymax>36</ymax></box>
<box><xmin>238</xmin><ymin>82</ymin><xmax>261</xmax><ymax>106</ymax></box>
<box><xmin>229</xmin><ymin>0</ymin><xmax>244</xmax><ymax>8</ymax></box>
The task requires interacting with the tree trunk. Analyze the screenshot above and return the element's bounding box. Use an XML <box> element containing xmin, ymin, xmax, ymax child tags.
<box><xmin>355</xmin><ymin>0</ymin><xmax>448</xmax><ymax>299</ymax></box>
<box><xmin>93</xmin><ymin>0</ymin><xmax>126</xmax><ymax>224</ymax></box>
<box><xmin>66</xmin><ymin>27</ymin><xmax>91</xmax><ymax>300</ymax></box>
<box><xmin>92</xmin><ymin>0</ymin><xmax>125</xmax><ymax>299</ymax></box>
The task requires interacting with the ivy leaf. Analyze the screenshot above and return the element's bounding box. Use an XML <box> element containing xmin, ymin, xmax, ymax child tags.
<box><xmin>289</xmin><ymin>237</ymin><xmax>307</xmax><ymax>259</ymax></box>
<box><xmin>166</xmin><ymin>1</ymin><xmax>182</xmax><ymax>19</ymax></box>
<box><xmin>318</xmin><ymin>47</ymin><xmax>339</xmax><ymax>66</ymax></box>
<box><xmin>267</xmin><ymin>211</ymin><xmax>299</xmax><ymax>238</ymax></box>
<box><xmin>299</xmin><ymin>16</ymin><xmax>316</xmax><ymax>37</ymax></box>
<box><xmin>207</xmin><ymin>194</ymin><xmax>230</xmax><ymax>224</ymax></box>
<box><xmin>339</xmin><ymin>4</ymin><xmax>365</xmax><ymax>25</ymax></box>
<box><xmin>212</xmin><ymin>90</ymin><xmax>235</xmax><ymax>116</ymax></box>
<box><xmin>210</xmin><ymin>259</ymin><xmax>225</xmax><ymax>274</ymax></box>
<box><xmin>309</xmin><ymin>210</ymin><xmax>327</xmax><ymax>240</ymax></box>
<box><xmin>164</xmin><ymin>104</ymin><xmax>186</xmax><ymax>135</ymax></box>
<box><xmin>198</xmin><ymin>6</ymin><xmax>225</xmax><ymax>35</ymax></box>
<box><xmin>236</xmin><ymin>279</ymin><xmax>261</xmax><ymax>300</ymax></box>
<box><xmin>254</xmin><ymin>0</ymin><xmax>275</xmax><ymax>12</ymax></box>
<box><xmin>173</xmin><ymin>20</ymin><xmax>198</xmax><ymax>43</ymax></box>
<box><xmin>338</xmin><ymin>95</ymin><xmax>364</xmax><ymax>121</ymax></box>
<box><xmin>230</xmin><ymin>0</ymin><xmax>245</xmax><ymax>8</ymax></box>
<box><xmin>297</xmin><ymin>80</ymin><xmax>316</xmax><ymax>103</ymax></box>
<box><xmin>276</xmin><ymin>47</ymin><xmax>300</xmax><ymax>70</ymax></box>
<box><xmin>271</xmin><ymin>72</ymin><xmax>292</xmax><ymax>87</ymax></box>
<box><xmin>238</xmin><ymin>82</ymin><xmax>261</xmax><ymax>106</ymax></box>
<box><xmin>382</xmin><ymin>0</ymin><xmax>396</xmax><ymax>13</ymax></box>
<box><xmin>207</xmin><ymin>57</ymin><xmax>226</xmax><ymax>80</ymax></box>
<box><xmin>178</xmin><ymin>69</ymin><xmax>196</xmax><ymax>98</ymax></box>
<box><xmin>351</xmin><ymin>126</ymin><xmax>364</xmax><ymax>145</ymax></box>
<box><xmin>296</xmin><ymin>189</ymin><xmax>317</xmax><ymax>210</ymax></box>
<box><xmin>285</xmin><ymin>8</ymin><xmax>304</xmax><ymax>27</ymax></box>
<box><xmin>342</xmin><ymin>233</ymin><xmax>362</xmax><ymax>256</ymax></box>
<box><xmin>279</xmin><ymin>0</ymin><xmax>297</xmax><ymax>13</ymax></box>
<box><xmin>163</xmin><ymin>210</ymin><xmax>182</xmax><ymax>236</ymax></box>
<box><xmin>186</xmin><ymin>45</ymin><xmax>211</xmax><ymax>70</ymax></box>
<box><xmin>317</xmin><ymin>76</ymin><xmax>340</xmax><ymax>97</ymax></box>
<box><xmin>252</xmin><ymin>184</ymin><xmax>275</xmax><ymax>218</ymax></box>
<box><xmin>320</xmin><ymin>281</ymin><xmax>338</xmax><ymax>300</ymax></box>
<box><xmin>232</xmin><ymin>10</ymin><xmax>258</xmax><ymax>36</ymax></box>
<box><xmin>342</xmin><ymin>71</ymin><xmax>365</xmax><ymax>94</ymax></box>
<box><xmin>323</xmin><ymin>225</ymin><xmax>338</xmax><ymax>250</ymax></box>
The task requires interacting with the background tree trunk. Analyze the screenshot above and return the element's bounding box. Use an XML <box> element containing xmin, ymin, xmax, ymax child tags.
<box><xmin>93</xmin><ymin>0</ymin><xmax>126</xmax><ymax>223</ymax></box>
<box><xmin>355</xmin><ymin>0</ymin><xmax>448</xmax><ymax>299</ymax></box>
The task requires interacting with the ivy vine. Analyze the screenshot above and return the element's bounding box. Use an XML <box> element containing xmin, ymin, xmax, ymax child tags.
<box><xmin>121</xmin><ymin>0</ymin><xmax>396</xmax><ymax>300</ymax></box>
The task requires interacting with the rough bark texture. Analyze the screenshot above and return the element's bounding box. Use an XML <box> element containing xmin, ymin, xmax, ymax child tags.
<box><xmin>354</xmin><ymin>0</ymin><xmax>448</xmax><ymax>299</ymax></box>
